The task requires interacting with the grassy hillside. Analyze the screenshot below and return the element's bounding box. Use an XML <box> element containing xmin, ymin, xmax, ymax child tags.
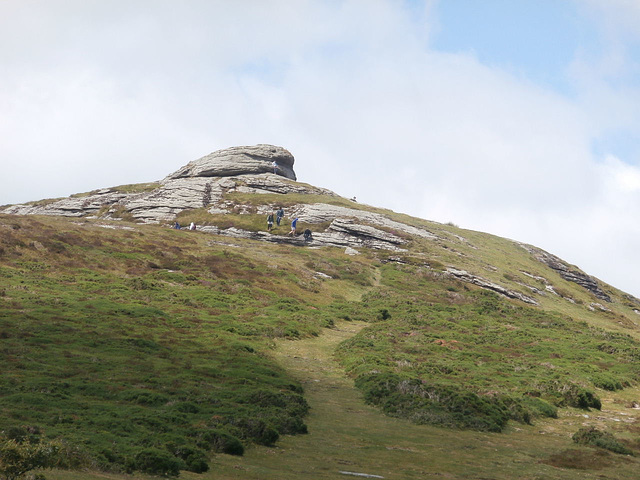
<box><xmin>2</xmin><ymin>200</ymin><xmax>640</xmax><ymax>478</ymax></box>
<box><xmin>0</xmin><ymin>215</ymin><xmax>363</xmax><ymax>475</ymax></box>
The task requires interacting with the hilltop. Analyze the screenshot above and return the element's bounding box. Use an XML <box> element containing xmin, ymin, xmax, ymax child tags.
<box><xmin>2</xmin><ymin>145</ymin><xmax>640</xmax><ymax>479</ymax></box>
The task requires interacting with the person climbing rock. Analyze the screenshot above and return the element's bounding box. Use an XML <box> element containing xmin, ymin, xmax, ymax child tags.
<box><xmin>288</xmin><ymin>217</ymin><xmax>298</xmax><ymax>236</ymax></box>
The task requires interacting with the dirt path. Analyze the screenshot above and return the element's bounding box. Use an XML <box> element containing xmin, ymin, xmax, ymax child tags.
<box><xmin>204</xmin><ymin>321</ymin><xmax>640</xmax><ymax>480</ymax></box>
<box><xmin>209</xmin><ymin>320</ymin><xmax>451</xmax><ymax>479</ymax></box>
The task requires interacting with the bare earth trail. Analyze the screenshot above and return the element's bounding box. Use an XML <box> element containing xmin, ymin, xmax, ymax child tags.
<box><xmin>201</xmin><ymin>321</ymin><xmax>638</xmax><ymax>480</ymax></box>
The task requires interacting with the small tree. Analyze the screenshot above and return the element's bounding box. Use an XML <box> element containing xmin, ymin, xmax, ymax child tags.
<box><xmin>0</xmin><ymin>438</ymin><xmax>60</xmax><ymax>480</ymax></box>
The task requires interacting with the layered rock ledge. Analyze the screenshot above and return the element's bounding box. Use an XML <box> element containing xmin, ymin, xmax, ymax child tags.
<box><xmin>164</xmin><ymin>144</ymin><xmax>296</xmax><ymax>181</ymax></box>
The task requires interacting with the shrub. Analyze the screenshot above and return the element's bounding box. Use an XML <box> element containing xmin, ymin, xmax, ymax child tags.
<box><xmin>233</xmin><ymin>418</ymin><xmax>279</xmax><ymax>446</ymax></box>
<box><xmin>133</xmin><ymin>448</ymin><xmax>183</xmax><ymax>477</ymax></box>
<box><xmin>3</xmin><ymin>427</ymin><xmax>39</xmax><ymax>444</ymax></box>
<box><xmin>499</xmin><ymin>396</ymin><xmax>532</xmax><ymax>424</ymax></box>
<box><xmin>198</xmin><ymin>430</ymin><xmax>244</xmax><ymax>456</ymax></box>
<box><xmin>354</xmin><ymin>373</ymin><xmax>510</xmax><ymax>432</ymax></box>
<box><xmin>0</xmin><ymin>437</ymin><xmax>61</xmax><ymax>480</ymax></box>
<box><xmin>539</xmin><ymin>381</ymin><xmax>601</xmax><ymax>410</ymax></box>
<box><xmin>166</xmin><ymin>444</ymin><xmax>209</xmax><ymax>474</ymax></box>
<box><xmin>591</xmin><ymin>374</ymin><xmax>627</xmax><ymax>391</ymax></box>
<box><xmin>572</xmin><ymin>427</ymin><xmax>633</xmax><ymax>455</ymax></box>
<box><xmin>185</xmin><ymin>455</ymin><xmax>209</xmax><ymax>474</ymax></box>
<box><xmin>521</xmin><ymin>396</ymin><xmax>558</xmax><ymax>418</ymax></box>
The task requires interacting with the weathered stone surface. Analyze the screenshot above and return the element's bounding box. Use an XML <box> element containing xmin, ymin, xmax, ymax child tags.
<box><xmin>198</xmin><ymin>222</ymin><xmax>409</xmax><ymax>252</ymax></box>
<box><xmin>519</xmin><ymin>244</ymin><xmax>612</xmax><ymax>302</ymax></box>
<box><xmin>235</xmin><ymin>175</ymin><xmax>335</xmax><ymax>196</ymax></box>
<box><xmin>446</xmin><ymin>267</ymin><xmax>538</xmax><ymax>305</ymax></box>
<box><xmin>1</xmin><ymin>190</ymin><xmax>130</xmax><ymax>217</ymax></box>
<box><xmin>286</xmin><ymin>203</ymin><xmax>438</xmax><ymax>240</ymax></box>
<box><xmin>126</xmin><ymin>178</ymin><xmax>215</xmax><ymax>222</ymax></box>
<box><xmin>0</xmin><ymin>171</ymin><xmax>327</xmax><ymax>224</ymax></box>
<box><xmin>327</xmin><ymin>219</ymin><xmax>406</xmax><ymax>247</ymax></box>
<box><xmin>164</xmin><ymin>144</ymin><xmax>296</xmax><ymax>181</ymax></box>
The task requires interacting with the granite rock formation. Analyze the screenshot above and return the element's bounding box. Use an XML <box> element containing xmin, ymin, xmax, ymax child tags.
<box><xmin>165</xmin><ymin>144</ymin><xmax>296</xmax><ymax>181</ymax></box>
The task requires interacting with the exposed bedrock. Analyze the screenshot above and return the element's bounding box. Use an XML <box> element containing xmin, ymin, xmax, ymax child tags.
<box><xmin>164</xmin><ymin>144</ymin><xmax>296</xmax><ymax>181</ymax></box>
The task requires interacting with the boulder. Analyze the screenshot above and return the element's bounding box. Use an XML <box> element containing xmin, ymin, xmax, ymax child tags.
<box><xmin>164</xmin><ymin>144</ymin><xmax>296</xmax><ymax>181</ymax></box>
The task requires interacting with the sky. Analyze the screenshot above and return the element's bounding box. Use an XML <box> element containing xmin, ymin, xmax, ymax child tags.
<box><xmin>1</xmin><ymin>0</ymin><xmax>640</xmax><ymax>297</ymax></box>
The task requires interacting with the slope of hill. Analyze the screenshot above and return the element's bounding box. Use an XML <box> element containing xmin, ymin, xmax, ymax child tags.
<box><xmin>2</xmin><ymin>145</ymin><xmax>640</xmax><ymax>478</ymax></box>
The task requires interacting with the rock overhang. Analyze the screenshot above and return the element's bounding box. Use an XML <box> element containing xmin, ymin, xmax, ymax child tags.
<box><xmin>164</xmin><ymin>144</ymin><xmax>296</xmax><ymax>181</ymax></box>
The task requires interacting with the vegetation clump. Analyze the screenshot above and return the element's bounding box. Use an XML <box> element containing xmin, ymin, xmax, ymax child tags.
<box><xmin>355</xmin><ymin>373</ymin><xmax>511</xmax><ymax>432</ymax></box>
<box><xmin>572</xmin><ymin>427</ymin><xmax>633</xmax><ymax>455</ymax></box>
<box><xmin>0</xmin><ymin>427</ymin><xmax>62</xmax><ymax>480</ymax></box>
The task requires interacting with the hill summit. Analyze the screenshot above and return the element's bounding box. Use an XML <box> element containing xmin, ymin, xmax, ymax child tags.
<box><xmin>3</xmin><ymin>144</ymin><xmax>640</xmax><ymax>478</ymax></box>
<box><xmin>1</xmin><ymin>144</ymin><xmax>298</xmax><ymax>223</ymax></box>
<box><xmin>0</xmin><ymin>144</ymin><xmax>634</xmax><ymax>309</ymax></box>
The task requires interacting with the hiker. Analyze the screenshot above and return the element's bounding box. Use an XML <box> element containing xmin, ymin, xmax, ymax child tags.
<box><xmin>267</xmin><ymin>212</ymin><xmax>274</xmax><ymax>231</ymax></box>
<box><xmin>271</xmin><ymin>161</ymin><xmax>279</xmax><ymax>174</ymax></box>
<box><xmin>189</xmin><ymin>222</ymin><xmax>196</xmax><ymax>231</ymax></box>
<box><xmin>276</xmin><ymin>207</ymin><xmax>284</xmax><ymax>226</ymax></box>
<box><xmin>351</xmin><ymin>196</ymin><xmax>357</xmax><ymax>202</ymax></box>
<box><xmin>173</xmin><ymin>222</ymin><xmax>181</xmax><ymax>230</ymax></box>
<box><xmin>288</xmin><ymin>217</ymin><xmax>299</xmax><ymax>236</ymax></box>
<box><xmin>303</xmin><ymin>229</ymin><xmax>313</xmax><ymax>241</ymax></box>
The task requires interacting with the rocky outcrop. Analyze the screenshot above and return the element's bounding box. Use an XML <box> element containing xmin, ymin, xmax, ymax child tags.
<box><xmin>164</xmin><ymin>144</ymin><xmax>296</xmax><ymax>181</ymax></box>
<box><xmin>519</xmin><ymin>244</ymin><xmax>612</xmax><ymax>302</ymax></box>
<box><xmin>198</xmin><ymin>220</ymin><xmax>410</xmax><ymax>252</ymax></box>
<box><xmin>446</xmin><ymin>268</ymin><xmax>539</xmax><ymax>305</ymax></box>
<box><xmin>1</xmin><ymin>189</ymin><xmax>133</xmax><ymax>218</ymax></box>
<box><xmin>0</xmin><ymin>144</ymin><xmax>302</xmax><ymax>222</ymax></box>
<box><xmin>286</xmin><ymin>203</ymin><xmax>437</xmax><ymax>240</ymax></box>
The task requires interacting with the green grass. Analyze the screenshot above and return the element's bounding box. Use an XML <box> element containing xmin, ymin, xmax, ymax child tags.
<box><xmin>334</xmin><ymin>263</ymin><xmax>640</xmax><ymax>431</ymax></box>
<box><xmin>39</xmin><ymin>321</ymin><xmax>640</xmax><ymax>479</ymax></box>
<box><xmin>0</xmin><ymin>215</ymin><xmax>365</xmax><ymax>474</ymax></box>
<box><xmin>3</xmin><ymin>198</ymin><xmax>640</xmax><ymax>479</ymax></box>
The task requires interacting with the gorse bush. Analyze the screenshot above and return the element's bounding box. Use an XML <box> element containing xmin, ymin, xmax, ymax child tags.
<box><xmin>133</xmin><ymin>448</ymin><xmax>183</xmax><ymax>477</ymax></box>
<box><xmin>197</xmin><ymin>430</ymin><xmax>244</xmax><ymax>456</ymax></box>
<box><xmin>572</xmin><ymin>427</ymin><xmax>633</xmax><ymax>455</ymax></box>
<box><xmin>355</xmin><ymin>373</ymin><xmax>511</xmax><ymax>432</ymax></box>
<box><xmin>520</xmin><ymin>396</ymin><xmax>558</xmax><ymax>419</ymax></box>
<box><xmin>590</xmin><ymin>374</ymin><xmax>628</xmax><ymax>391</ymax></box>
<box><xmin>537</xmin><ymin>381</ymin><xmax>602</xmax><ymax>410</ymax></box>
<box><xmin>0</xmin><ymin>431</ymin><xmax>62</xmax><ymax>480</ymax></box>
